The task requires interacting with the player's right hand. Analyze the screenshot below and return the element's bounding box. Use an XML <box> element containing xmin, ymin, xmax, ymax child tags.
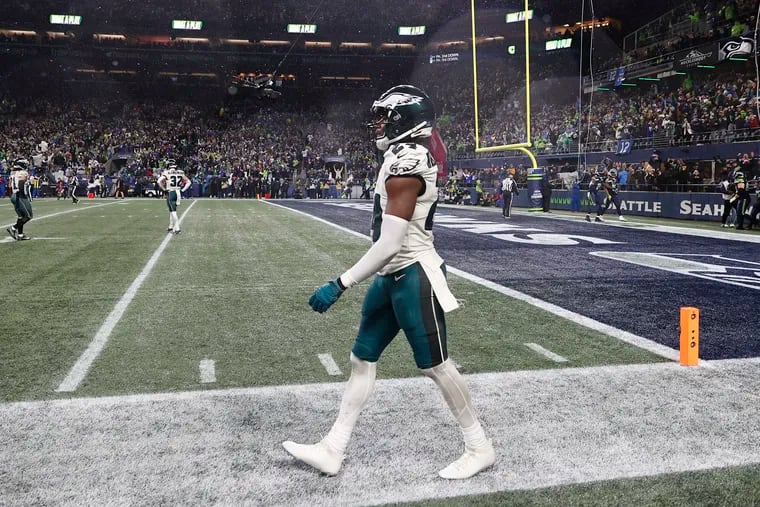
<box><xmin>308</xmin><ymin>280</ymin><xmax>344</xmax><ymax>313</ymax></box>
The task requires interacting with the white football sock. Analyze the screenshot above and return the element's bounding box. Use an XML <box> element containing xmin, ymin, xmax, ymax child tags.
<box><xmin>422</xmin><ymin>359</ymin><xmax>487</xmax><ymax>447</ymax></box>
<box><xmin>170</xmin><ymin>211</ymin><xmax>179</xmax><ymax>230</ymax></box>
<box><xmin>322</xmin><ymin>352</ymin><xmax>376</xmax><ymax>454</ymax></box>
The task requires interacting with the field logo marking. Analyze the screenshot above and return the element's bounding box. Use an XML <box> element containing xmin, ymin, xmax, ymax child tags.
<box><xmin>591</xmin><ymin>252</ymin><xmax>760</xmax><ymax>291</ymax></box>
<box><xmin>56</xmin><ymin>200</ymin><xmax>198</xmax><ymax>392</ymax></box>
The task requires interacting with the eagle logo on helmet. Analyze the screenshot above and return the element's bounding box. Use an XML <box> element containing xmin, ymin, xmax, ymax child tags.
<box><xmin>368</xmin><ymin>85</ymin><xmax>436</xmax><ymax>152</ymax></box>
<box><xmin>13</xmin><ymin>158</ymin><xmax>30</xmax><ymax>170</ymax></box>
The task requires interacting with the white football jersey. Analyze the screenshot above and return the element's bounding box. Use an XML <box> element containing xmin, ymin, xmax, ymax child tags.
<box><xmin>162</xmin><ymin>168</ymin><xmax>186</xmax><ymax>191</ymax></box>
<box><xmin>11</xmin><ymin>170</ymin><xmax>30</xmax><ymax>196</ymax></box>
<box><xmin>372</xmin><ymin>142</ymin><xmax>439</xmax><ymax>275</ymax></box>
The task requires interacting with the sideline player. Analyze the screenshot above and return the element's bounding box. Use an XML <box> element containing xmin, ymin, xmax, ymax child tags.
<box><xmin>6</xmin><ymin>158</ymin><xmax>33</xmax><ymax>241</ymax></box>
<box><xmin>585</xmin><ymin>168</ymin><xmax>605</xmax><ymax>222</ymax></box>
<box><xmin>157</xmin><ymin>162</ymin><xmax>191</xmax><ymax>234</ymax></box>
<box><xmin>282</xmin><ymin>85</ymin><xmax>495</xmax><ymax>480</ymax></box>
<box><xmin>602</xmin><ymin>168</ymin><xmax>626</xmax><ymax>221</ymax></box>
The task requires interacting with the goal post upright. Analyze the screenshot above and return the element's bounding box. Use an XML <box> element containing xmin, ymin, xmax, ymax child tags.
<box><xmin>470</xmin><ymin>0</ymin><xmax>535</xmax><ymax>168</ymax></box>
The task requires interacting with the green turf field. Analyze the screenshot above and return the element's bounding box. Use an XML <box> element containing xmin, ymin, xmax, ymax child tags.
<box><xmin>2</xmin><ymin>197</ymin><xmax>758</xmax><ymax>506</ymax></box>
<box><xmin>0</xmin><ymin>197</ymin><xmax>662</xmax><ymax>401</ymax></box>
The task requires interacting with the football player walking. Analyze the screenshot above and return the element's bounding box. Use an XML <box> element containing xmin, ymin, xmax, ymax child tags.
<box><xmin>283</xmin><ymin>85</ymin><xmax>495</xmax><ymax>480</ymax></box>
<box><xmin>6</xmin><ymin>158</ymin><xmax>33</xmax><ymax>241</ymax></box>
<box><xmin>157</xmin><ymin>161</ymin><xmax>191</xmax><ymax>234</ymax></box>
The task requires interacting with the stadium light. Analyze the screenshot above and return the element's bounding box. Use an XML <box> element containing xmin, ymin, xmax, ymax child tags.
<box><xmin>379</xmin><ymin>43</ymin><xmax>415</xmax><ymax>50</ymax></box>
<box><xmin>174</xmin><ymin>37</ymin><xmax>209</xmax><ymax>43</ymax></box>
<box><xmin>93</xmin><ymin>33</ymin><xmax>126</xmax><ymax>40</ymax></box>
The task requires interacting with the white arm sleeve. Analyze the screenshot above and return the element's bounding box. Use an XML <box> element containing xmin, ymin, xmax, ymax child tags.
<box><xmin>339</xmin><ymin>214</ymin><xmax>408</xmax><ymax>288</ymax></box>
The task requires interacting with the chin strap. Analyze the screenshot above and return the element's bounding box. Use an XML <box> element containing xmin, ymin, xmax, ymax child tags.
<box><xmin>376</xmin><ymin>121</ymin><xmax>431</xmax><ymax>151</ymax></box>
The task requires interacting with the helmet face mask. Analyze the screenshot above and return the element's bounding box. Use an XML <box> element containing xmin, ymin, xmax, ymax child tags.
<box><xmin>367</xmin><ymin>85</ymin><xmax>435</xmax><ymax>152</ymax></box>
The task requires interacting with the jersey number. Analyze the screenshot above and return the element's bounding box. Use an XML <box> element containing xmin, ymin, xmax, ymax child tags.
<box><xmin>169</xmin><ymin>175</ymin><xmax>183</xmax><ymax>188</ymax></box>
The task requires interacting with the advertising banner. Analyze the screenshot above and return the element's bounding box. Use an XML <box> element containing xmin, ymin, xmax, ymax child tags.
<box><xmin>512</xmin><ymin>190</ymin><xmax>727</xmax><ymax>221</ymax></box>
<box><xmin>673</xmin><ymin>43</ymin><xmax>718</xmax><ymax>70</ymax></box>
<box><xmin>527</xmin><ymin>168</ymin><xmax>544</xmax><ymax>211</ymax></box>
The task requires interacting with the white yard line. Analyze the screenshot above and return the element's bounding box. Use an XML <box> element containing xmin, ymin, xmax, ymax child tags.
<box><xmin>2</xmin><ymin>200</ymin><xmax>125</xmax><ymax>229</ymax></box>
<box><xmin>199</xmin><ymin>359</ymin><xmax>216</xmax><ymax>384</ymax></box>
<box><xmin>262</xmin><ymin>200</ymin><xmax>680</xmax><ymax>362</ymax></box>
<box><xmin>56</xmin><ymin>200</ymin><xmax>197</xmax><ymax>392</ymax></box>
<box><xmin>524</xmin><ymin>342</ymin><xmax>569</xmax><ymax>362</ymax></box>
<box><xmin>317</xmin><ymin>353</ymin><xmax>343</xmax><ymax>376</ymax></box>
<box><xmin>2</xmin><ymin>360</ymin><xmax>760</xmax><ymax>505</ymax></box>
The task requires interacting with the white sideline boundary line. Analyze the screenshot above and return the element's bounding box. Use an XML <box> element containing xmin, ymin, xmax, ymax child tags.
<box><xmin>261</xmin><ymin>199</ymin><xmax>681</xmax><ymax>362</ymax></box>
<box><xmin>4</xmin><ymin>359</ymin><xmax>760</xmax><ymax>505</ymax></box>
<box><xmin>199</xmin><ymin>359</ymin><xmax>216</xmax><ymax>384</ymax></box>
<box><xmin>56</xmin><ymin>200</ymin><xmax>198</xmax><ymax>392</ymax></box>
<box><xmin>2</xmin><ymin>200</ymin><xmax>125</xmax><ymax>229</ymax></box>
<box><xmin>525</xmin><ymin>343</ymin><xmax>569</xmax><ymax>362</ymax></box>
<box><xmin>318</xmin><ymin>353</ymin><xmax>343</xmax><ymax>376</ymax></box>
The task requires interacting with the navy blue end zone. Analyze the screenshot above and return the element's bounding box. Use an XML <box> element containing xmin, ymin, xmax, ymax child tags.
<box><xmin>276</xmin><ymin>200</ymin><xmax>759</xmax><ymax>361</ymax></box>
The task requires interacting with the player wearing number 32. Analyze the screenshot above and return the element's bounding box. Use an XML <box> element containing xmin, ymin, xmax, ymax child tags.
<box><xmin>157</xmin><ymin>162</ymin><xmax>191</xmax><ymax>235</ymax></box>
<box><xmin>283</xmin><ymin>85</ymin><xmax>496</xmax><ymax>480</ymax></box>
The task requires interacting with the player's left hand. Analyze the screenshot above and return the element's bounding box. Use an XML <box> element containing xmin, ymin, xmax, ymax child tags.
<box><xmin>309</xmin><ymin>280</ymin><xmax>344</xmax><ymax>313</ymax></box>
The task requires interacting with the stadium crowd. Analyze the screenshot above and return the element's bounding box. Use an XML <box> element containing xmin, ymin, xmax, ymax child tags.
<box><xmin>621</xmin><ymin>0</ymin><xmax>757</xmax><ymax>66</ymax></box>
<box><xmin>0</xmin><ymin>42</ymin><xmax>758</xmax><ymax>199</ymax></box>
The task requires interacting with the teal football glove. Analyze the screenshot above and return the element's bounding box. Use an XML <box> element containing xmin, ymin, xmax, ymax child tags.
<box><xmin>309</xmin><ymin>279</ymin><xmax>345</xmax><ymax>313</ymax></box>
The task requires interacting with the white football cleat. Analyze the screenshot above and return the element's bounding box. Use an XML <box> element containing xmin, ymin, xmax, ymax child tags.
<box><xmin>282</xmin><ymin>440</ymin><xmax>343</xmax><ymax>476</ymax></box>
<box><xmin>618</xmin><ymin>215</ymin><xmax>627</xmax><ymax>221</ymax></box>
<box><xmin>438</xmin><ymin>441</ymin><xmax>495</xmax><ymax>480</ymax></box>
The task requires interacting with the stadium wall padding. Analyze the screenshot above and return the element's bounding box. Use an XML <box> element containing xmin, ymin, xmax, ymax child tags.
<box><xmin>507</xmin><ymin>190</ymin><xmax>729</xmax><ymax>221</ymax></box>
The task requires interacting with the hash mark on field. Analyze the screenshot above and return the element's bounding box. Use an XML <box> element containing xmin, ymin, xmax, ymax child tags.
<box><xmin>199</xmin><ymin>359</ymin><xmax>216</xmax><ymax>384</ymax></box>
<box><xmin>318</xmin><ymin>353</ymin><xmax>343</xmax><ymax>376</ymax></box>
<box><xmin>525</xmin><ymin>343</ymin><xmax>569</xmax><ymax>363</ymax></box>
<box><xmin>55</xmin><ymin>200</ymin><xmax>198</xmax><ymax>393</ymax></box>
